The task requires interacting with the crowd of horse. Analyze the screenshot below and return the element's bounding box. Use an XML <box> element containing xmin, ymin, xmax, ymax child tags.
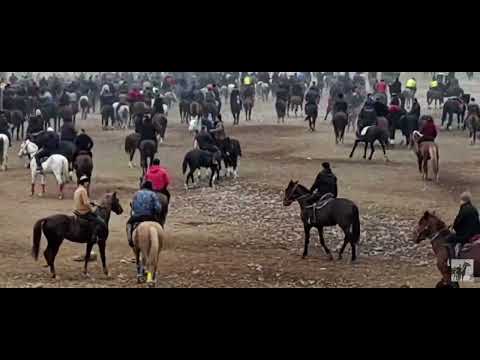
<box><xmin>1</xmin><ymin>72</ymin><xmax>480</xmax><ymax>288</ymax></box>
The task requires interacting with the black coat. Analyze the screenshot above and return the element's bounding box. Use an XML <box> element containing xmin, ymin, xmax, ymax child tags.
<box><xmin>454</xmin><ymin>202</ymin><xmax>480</xmax><ymax>240</ymax></box>
<box><xmin>140</xmin><ymin>122</ymin><xmax>158</xmax><ymax>143</ymax></box>
<box><xmin>60</xmin><ymin>124</ymin><xmax>77</xmax><ymax>142</ymax></box>
<box><xmin>75</xmin><ymin>133</ymin><xmax>94</xmax><ymax>151</ymax></box>
<box><xmin>390</xmin><ymin>81</ymin><xmax>402</xmax><ymax>95</ymax></box>
<box><xmin>310</xmin><ymin>169</ymin><xmax>338</xmax><ymax>198</ymax></box>
<box><xmin>374</xmin><ymin>102</ymin><xmax>389</xmax><ymax>117</ymax></box>
<box><xmin>334</xmin><ymin>99</ymin><xmax>348</xmax><ymax>113</ymax></box>
<box><xmin>45</xmin><ymin>132</ymin><xmax>60</xmax><ymax>150</ymax></box>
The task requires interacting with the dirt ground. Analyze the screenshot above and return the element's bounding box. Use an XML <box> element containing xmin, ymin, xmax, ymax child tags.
<box><xmin>1</xmin><ymin>73</ymin><xmax>480</xmax><ymax>288</ymax></box>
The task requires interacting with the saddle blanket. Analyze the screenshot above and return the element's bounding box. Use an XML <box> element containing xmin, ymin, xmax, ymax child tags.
<box><xmin>361</xmin><ymin>126</ymin><xmax>373</xmax><ymax>136</ymax></box>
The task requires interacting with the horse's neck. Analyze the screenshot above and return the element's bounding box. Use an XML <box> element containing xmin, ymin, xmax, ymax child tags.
<box><xmin>96</xmin><ymin>205</ymin><xmax>111</xmax><ymax>226</ymax></box>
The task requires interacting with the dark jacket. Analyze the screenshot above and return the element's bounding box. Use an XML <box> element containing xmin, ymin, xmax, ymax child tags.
<box><xmin>140</xmin><ymin>121</ymin><xmax>158</xmax><ymax>143</ymax></box>
<box><xmin>310</xmin><ymin>169</ymin><xmax>338</xmax><ymax>198</ymax></box>
<box><xmin>59</xmin><ymin>93</ymin><xmax>70</xmax><ymax>107</ymax></box>
<box><xmin>333</xmin><ymin>99</ymin><xmax>348</xmax><ymax>114</ymax></box>
<box><xmin>60</xmin><ymin>124</ymin><xmax>77</xmax><ymax>142</ymax></box>
<box><xmin>454</xmin><ymin>202</ymin><xmax>480</xmax><ymax>240</ymax></box>
<box><xmin>75</xmin><ymin>133</ymin><xmax>94</xmax><ymax>151</ymax></box>
<box><xmin>374</xmin><ymin>101</ymin><xmax>389</xmax><ymax>117</ymax></box>
<box><xmin>45</xmin><ymin>131</ymin><xmax>60</xmax><ymax>150</ymax></box>
<box><xmin>410</xmin><ymin>102</ymin><xmax>421</xmax><ymax>118</ymax></box>
<box><xmin>276</xmin><ymin>87</ymin><xmax>289</xmax><ymax>102</ymax></box>
<box><xmin>152</xmin><ymin>97</ymin><xmax>165</xmax><ymax>114</ymax></box>
<box><xmin>305</xmin><ymin>90</ymin><xmax>319</xmax><ymax>105</ymax></box>
<box><xmin>389</xmin><ymin>80</ymin><xmax>402</xmax><ymax>95</ymax></box>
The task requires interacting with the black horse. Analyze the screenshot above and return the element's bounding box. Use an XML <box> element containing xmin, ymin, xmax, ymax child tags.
<box><xmin>426</xmin><ymin>89</ymin><xmax>444</xmax><ymax>109</ymax></box>
<box><xmin>442</xmin><ymin>98</ymin><xmax>466</xmax><ymax>130</ymax></box>
<box><xmin>182</xmin><ymin>149</ymin><xmax>222</xmax><ymax>188</ymax></box>
<box><xmin>305</xmin><ymin>103</ymin><xmax>318</xmax><ymax>131</ymax></box>
<box><xmin>349</xmin><ymin>125</ymin><xmax>389</xmax><ymax>161</ymax></box>
<box><xmin>275</xmin><ymin>99</ymin><xmax>287</xmax><ymax>124</ymax></box>
<box><xmin>230</xmin><ymin>96</ymin><xmax>242</xmax><ymax>126</ymax></box>
<box><xmin>9</xmin><ymin>110</ymin><xmax>25</xmax><ymax>141</ymax></box>
<box><xmin>31</xmin><ymin>193</ymin><xmax>123</xmax><ymax>278</ymax></box>
<box><xmin>219</xmin><ymin>137</ymin><xmax>242</xmax><ymax>178</ymax></box>
<box><xmin>139</xmin><ymin>139</ymin><xmax>157</xmax><ymax>176</ymax></box>
<box><xmin>283</xmin><ymin>181</ymin><xmax>361</xmax><ymax>261</ymax></box>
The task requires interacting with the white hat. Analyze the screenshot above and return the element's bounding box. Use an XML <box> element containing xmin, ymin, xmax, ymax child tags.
<box><xmin>46</xmin><ymin>127</ymin><xmax>54</xmax><ymax>132</ymax></box>
<box><xmin>79</xmin><ymin>175</ymin><xmax>89</xmax><ymax>183</ymax></box>
<box><xmin>35</xmin><ymin>109</ymin><xmax>42</xmax><ymax>117</ymax></box>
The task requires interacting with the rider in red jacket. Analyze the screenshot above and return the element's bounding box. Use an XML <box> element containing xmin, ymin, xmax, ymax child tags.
<box><xmin>144</xmin><ymin>158</ymin><xmax>171</xmax><ymax>203</ymax></box>
<box><xmin>419</xmin><ymin>116</ymin><xmax>437</xmax><ymax>143</ymax></box>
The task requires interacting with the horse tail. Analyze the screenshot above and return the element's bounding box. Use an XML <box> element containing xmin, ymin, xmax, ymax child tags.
<box><xmin>147</xmin><ymin>225</ymin><xmax>160</xmax><ymax>273</ymax></box>
<box><xmin>32</xmin><ymin>219</ymin><xmax>46</xmax><ymax>260</ymax></box>
<box><xmin>182</xmin><ymin>155</ymin><xmax>189</xmax><ymax>175</ymax></box>
<box><xmin>351</xmin><ymin>205</ymin><xmax>361</xmax><ymax>244</ymax></box>
<box><xmin>429</xmin><ymin>144</ymin><xmax>439</xmax><ymax>179</ymax></box>
<box><xmin>62</xmin><ymin>157</ymin><xmax>69</xmax><ymax>183</ymax></box>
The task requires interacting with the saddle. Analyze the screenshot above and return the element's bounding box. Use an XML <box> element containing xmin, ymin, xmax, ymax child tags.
<box><xmin>306</xmin><ymin>193</ymin><xmax>335</xmax><ymax>224</ymax></box>
<box><xmin>360</xmin><ymin>126</ymin><xmax>373</xmax><ymax>136</ymax></box>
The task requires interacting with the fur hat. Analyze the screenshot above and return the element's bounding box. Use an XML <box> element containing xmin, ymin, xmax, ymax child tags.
<box><xmin>461</xmin><ymin>191</ymin><xmax>472</xmax><ymax>203</ymax></box>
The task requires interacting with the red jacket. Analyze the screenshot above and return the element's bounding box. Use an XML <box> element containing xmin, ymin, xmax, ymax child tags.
<box><xmin>375</xmin><ymin>82</ymin><xmax>387</xmax><ymax>93</ymax></box>
<box><xmin>389</xmin><ymin>104</ymin><xmax>401</xmax><ymax>113</ymax></box>
<box><xmin>421</xmin><ymin>121</ymin><xmax>437</xmax><ymax>139</ymax></box>
<box><xmin>145</xmin><ymin>165</ymin><xmax>171</xmax><ymax>191</ymax></box>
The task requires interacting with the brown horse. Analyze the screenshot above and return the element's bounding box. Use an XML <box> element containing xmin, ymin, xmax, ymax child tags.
<box><xmin>288</xmin><ymin>95</ymin><xmax>303</xmax><ymax>117</ymax></box>
<box><xmin>125</xmin><ymin>133</ymin><xmax>141</xmax><ymax>168</ymax></box>
<box><xmin>32</xmin><ymin>193</ymin><xmax>123</xmax><ymax>278</ymax></box>
<box><xmin>412</xmin><ymin>131</ymin><xmax>439</xmax><ymax>182</ymax></box>
<box><xmin>413</xmin><ymin>211</ymin><xmax>480</xmax><ymax>288</ymax></box>
<box><xmin>133</xmin><ymin>222</ymin><xmax>170</xmax><ymax>287</ymax></box>
<box><xmin>332</xmin><ymin>112</ymin><xmax>348</xmax><ymax>144</ymax></box>
<box><xmin>190</xmin><ymin>101</ymin><xmax>202</xmax><ymax>118</ymax></box>
<box><xmin>465</xmin><ymin>113</ymin><xmax>480</xmax><ymax>145</ymax></box>
<box><xmin>152</xmin><ymin>113</ymin><xmax>168</xmax><ymax>143</ymax></box>
<box><xmin>243</xmin><ymin>96</ymin><xmax>254</xmax><ymax>121</ymax></box>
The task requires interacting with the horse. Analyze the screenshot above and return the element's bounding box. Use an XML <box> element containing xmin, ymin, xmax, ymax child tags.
<box><xmin>220</xmin><ymin>85</ymin><xmax>229</xmax><ymax>103</ymax></box>
<box><xmin>116</xmin><ymin>104</ymin><xmax>130</xmax><ymax>129</ymax></box>
<box><xmin>427</xmin><ymin>89</ymin><xmax>444</xmax><ymax>109</ymax></box>
<box><xmin>412</xmin><ymin>131</ymin><xmax>440</xmax><ymax>182</ymax></box>
<box><xmin>125</xmin><ymin>133</ymin><xmax>141</xmax><ymax>168</ymax></box>
<box><xmin>288</xmin><ymin>95</ymin><xmax>303</xmax><ymax>117</ymax></box>
<box><xmin>58</xmin><ymin>104</ymin><xmax>74</xmax><ymax>127</ymax></box>
<box><xmin>465</xmin><ymin>113</ymin><xmax>480</xmax><ymax>145</ymax></box>
<box><xmin>139</xmin><ymin>140</ymin><xmax>157</xmax><ymax>176</ymax></box>
<box><xmin>220</xmin><ymin>137</ymin><xmax>242</xmax><ymax>178</ymax></box>
<box><xmin>74</xmin><ymin>152</ymin><xmax>93</xmax><ymax>194</ymax></box>
<box><xmin>32</xmin><ymin>192</ymin><xmax>123</xmax><ymax>279</ymax></box>
<box><xmin>179</xmin><ymin>99</ymin><xmax>191</xmax><ymax>124</ymax></box>
<box><xmin>230</xmin><ymin>95</ymin><xmax>242</xmax><ymax>126</ymax></box>
<box><xmin>132</xmin><ymin>101</ymin><xmax>150</xmax><ymax>125</ymax></box>
<box><xmin>413</xmin><ymin>211</ymin><xmax>480</xmax><ymax>288</ymax></box>
<box><xmin>190</xmin><ymin>101</ymin><xmax>202</xmax><ymax>118</ymax></box>
<box><xmin>182</xmin><ymin>149</ymin><xmax>222</xmax><ymax>189</ymax></box>
<box><xmin>401</xmin><ymin>89</ymin><xmax>414</xmax><ymax>109</ymax></box>
<box><xmin>9</xmin><ymin>110</ymin><xmax>25</xmax><ymax>141</ymax></box>
<box><xmin>398</xmin><ymin>113</ymin><xmax>419</xmax><ymax>147</ymax></box>
<box><xmin>18</xmin><ymin>140</ymin><xmax>70</xmax><ymax>199</ymax></box>
<box><xmin>305</xmin><ymin>103</ymin><xmax>318</xmax><ymax>131</ymax></box>
<box><xmin>283</xmin><ymin>181</ymin><xmax>361</xmax><ymax>262</ymax></box>
<box><xmin>152</xmin><ymin>113</ymin><xmax>168</xmax><ymax>143</ymax></box>
<box><xmin>442</xmin><ymin>98</ymin><xmax>466</xmax><ymax>130</ymax></box>
<box><xmin>275</xmin><ymin>99</ymin><xmax>287</xmax><ymax>124</ymax></box>
<box><xmin>259</xmin><ymin>82</ymin><xmax>270</xmax><ymax>102</ymax></box>
<box><xmin>349</xmin><ymin>126</ymin><xmax>389</xmax><ymax>161</ymax></box>
<box><xmin>243</xmin><ymin>96</ymin><xmax>254</xmax><ymax>121</ymax></box>
<box><xmin>133</xmin><ymin>222</ymin><xmax>170</xmax><ymax>287</ymax></box>
<box><xmin>332</xmin><ymin>112</ymin><xmax>348</xmax><ymax>144</ymax></box>
<box><xmin>79</xmin><ymin>95</ymin><xmax>90</xmax><ymax>120</ymax></box>
<box><xmin>0</xmin><ymin>134</ymin><xmax>9</xmax><ymax>171</ymax></box>
<box><xmin>162</xmin><ymin>92</ymin><xmax>177</xmax><ymax>114</ymax></box>
<box><xmin>39</xmin><ymin>103</ymin><xmax>59</xmax><ymax>130</ymax></box>
<box><xmin>101</xmin><ymin>104</ymin><xmax>115</xmax><ymax>129</ymax></box>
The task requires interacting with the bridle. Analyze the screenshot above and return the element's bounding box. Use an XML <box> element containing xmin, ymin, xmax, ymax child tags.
<box><xmin>286</xmin><ymin>183</ymin><xmax>311</xmax><ymax>203</ymax></box>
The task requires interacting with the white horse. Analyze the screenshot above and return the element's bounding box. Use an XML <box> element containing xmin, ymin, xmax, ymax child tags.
<box><xmin>18</xmin><ymin>140</ymin><xmax>70</xmax><ymax>199</ymax></box>
<box><xmin>189</xmin><ymin>116</ymin><xmax>202</xmax><ymax>134</ymax></box>
<box><xmin>113</xmin><ymin>102</ymin><xmax>129</xmax><ymax>129</ymax></box>
<box><xmin>0</xmin><ymin>134</ymin><xmax>9</xmax><ymax>171</ymax></box>
<box><xmin>163</xmin><ymin>92</ymin><xmax>178</xmax><ymax>113</ymax></box>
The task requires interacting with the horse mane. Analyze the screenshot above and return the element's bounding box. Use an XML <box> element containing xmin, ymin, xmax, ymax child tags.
<box><xmin>295</xmin><ymin>183</ymin><xmax>311</xmax><ymax>194</ymax></box>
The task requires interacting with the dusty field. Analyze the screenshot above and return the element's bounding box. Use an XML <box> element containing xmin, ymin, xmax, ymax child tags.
<box><xmin>1</xmin><ymin>74</ymin><xmax>480</xmax><ymax>288</ymax></box>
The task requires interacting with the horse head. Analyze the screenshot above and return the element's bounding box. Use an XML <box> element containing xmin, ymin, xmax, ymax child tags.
<box><xmin>102</xmin><ymin>192</ymin><xmax>123</xmax><ymax>216</ymax></box>
<box><xmin>413</xmin><ymin>211</ymin><xmax>446</xmax><ymax>243</ymax></box>
<box><xmin>283</xmin><ymin>180</ymin><xmax>300</xmax><ymax>206</ymax></box>
<box><xmin>18</xmin><ymin>140</ymin><xmax>36</xmax><ymax>158</ymax></box>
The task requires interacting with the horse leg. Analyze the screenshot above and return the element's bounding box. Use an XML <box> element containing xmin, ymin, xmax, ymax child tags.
<box><xmin>417</xmin><ymin>154</ymin><xmax>422</xmax><ymax>173</ymax></box>
<box><xmin>368</xmin><ymin>141</ymin><xmax>375</xmax><ymax>160</ymax></box>
<box><xmin>302</xmin><ymin>223</ymin><xmax>311</xmax><ymax>259</ymax></box>
<box><xmin>43</xmin><ymin>237</ymin><xmax>62</xmax><ymax>279</ymax></box>
<box><xmin>363</xmin><ymin>141</ymin><xmax>369</xmax><ymax>159</ymax></box>
<box><xmin>318</xmin><ymin>227</ymin><xmax>333</xmax><ymax>261</ymax></box>
<box><xmin>83</xmin><ymin>241</ymin><xmax>95</xmax><ymax>276</ymax></box>
<box><xmin>338</xmin><ymin>233</ymin><xmax>349</xmax><ymax>260</ymax></box>
<box><xmin>423</xmin><ymin>158</ymin><xmax>429</xmax><ymax>180</ymax></box>
<box><xmin>98</xmin><ymin>239</ymin><xmax>109</xmax><ymax>276</ymax></box>
<box><xmin>349</xmin><ymin>140</ymin><xmax>359</xmax><ymax>158</ymax></box>
<box><xmin>380</xmin><ymin>141</ymin><xmax>388</xmax><ymax>161</ymax></box>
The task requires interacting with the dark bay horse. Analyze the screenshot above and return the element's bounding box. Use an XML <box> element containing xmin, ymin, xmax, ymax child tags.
<box><xmin>243</xmin><ymin>96</ymin><xmax>254</xmax><ymax>121</ymax></box>
<box><xmin>139</xmin><ymin>140</ymin><xmax>157</xmax><ymax>176</ymax></box>
<box><xmin>414</xmin><ymin>211</ymin><xmax>480</xmax><ymax>288</ymax></box>
<box><xmin>305</xmin><ymin>103</ymin><xmax>318</xmax><ymax>131</ymax></box>
<box><xmin>283</xmin><ymin>181</ymin><xmax>361</xmax><ymax>261</ymax></box>
<box><xmin>179</xmin><ymin>99</ymin><xmax>191</xmax><ymax>124</ymax></box>
<box><xmin>152</xmin><ymin>113</ymin><xmax>168</xmax><ymax>143</ymax></box>
<box><xmin>231</xmin><ymin>97</ymin><xmax>242</xmax><ymax>126</ymax></box>
<box><xmin>32</xmin><ymin>193</ymin><xmax>123</xmax><ymax>278</ymax></box>
<box><xmin>9</xmin><ymin>110</ymin><xmax>25</xmax><ymax>140</ymax></box>
<box><xmin>427</xmin><ymin>89</ymin><xmax>444</xmax><ymax>109</ymax></box>
<box><xmin>275</xmin><ymin>99</ymin><xmax>287</xmax><ymax>124</ymax></box>
<box><xmin>442</xmin><ymin>98</ymin><xmax>466</xmax><ymax>130</ymax></box>
<box><xmin>332</xmin><ymin>111</ymin><xmax>348</xmax><ymax>143</ymax></box>
<box><xmin>349</xmin><ymin>126</ymin><xmax>389</xmax><ymax>161</ymax></box>
<box><xmin>125</xmin><ymin>133</ymin><xmax>141</xmax><ymax>168</ymax></box>
<box><xmin>74</xmin><ymin>152</ymin><xmax>93</xmax><ymax>193</ymax></box>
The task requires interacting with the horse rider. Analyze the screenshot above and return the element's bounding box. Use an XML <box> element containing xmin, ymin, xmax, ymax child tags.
<box><xmin>358</xmin><ymin>100</ymin><xmax>378</xmax><ymax>134</ymax></box>
<box><xmin>73</xmin><ymin>128</ymin><xmax>94</xmax><ymax>164</ymax></box>
<box><xmin>205</xmin><ymin>85</ymin><xmax>216</xmax><ymax>105</ymax></box>
<box><xmin>195</xmin><ymin>126</ymin><xmax>219</xmax><ymax>153</ymax></box>
<box><xmin>0</xmin><ymin>111</ymin><xmax>12</xmax><ymax>147</ymax></box>
<box><xmin>152</xmin><ymin>93</ymin><xmax>165</xmax><ymax>116</ymax></box>
<box><xmin>34</xmin><ymin>127</ymin><xmax>60</xmax><ymax>175</ymax></box>
<box><xmin>389</xmin><ymin>77</ymin><xmax>402</xmax><ymax>98</ymax></box>
<box><xmin>210</xmin><ymin>115</ymin><xmax>226</xmax><ymax>145</ymax></box>
<box><xmin>410</xmin><ymin>98</ymin><xmax>421</xmax><ymax>118</ymax></box>
<box><xmin>416</xmin><ymin>115</ymin><xmax>437</xmax><ymax>146</ymax></box>
<box><xmin>73</xmin><ymin>175</ymin><xmax>106</xmax><ymax>244</ymax></box>
<box><xmin>374</xmin><ymin>96</ymin><xmax>389</xmax><ymax>117</ymax></box>
<box><xmin>27</xmin><ymin>110</ymin><xmax>44</xmax><ymax>136</ymax></box>
<box><xmin>212</xmin><ymin>83</ymin><xmax>222</xmax><ymax>113</ymax></box>
<box><xmin>126</xmin><ymin>180</ymin><xmax>162</xmax><ymax>247</ymax></box>
<box><xmin>138</xmin><ymin>115</ymin><xmax>159</xmax><ymax>152</ymax></box>
<box><xmin>333</xmin><ymin>93</ymin><xmax>348</xmax><ymax>116</ymax></box>
<box><xmin>374</xmin><ymin>79</ymin><xmax>388</xmax><ymax>95</ymax></box>
<box><xmin>307</xmin><ymin>162</ymin><xmax>338</xmax><ymax>223</ymax></box>
<box><xmin>466</xmin><ymin>97</ymin><xmax>480</xmax><ymax>125</ymax></box>
<box><xmin>447</xmin><ymin>191</ymin><xmax>480</xmax><ymax>257</ymax></box>
<box><xmin>144</xmin><ymin>158</ymin><xmax>171</xmax><ymax>204</ymax></box>
<box><xmin>59</xmin><ymin>90</ymin><xmax>70</xmax><ymax>108</ymax></box>
<box><xmin>430</xmin><ymin>77</ymin><xmax>439</xmax><ymax>90</ymax></box>
<box><xmin>60</xmin><ymin>121</ymin><xmax>77</xmax><ymax>143</ymax></box>
<box><xmin>276</xmin><ymin>83</ymin><xmax>289</xmax><ymax>102</ymax></box>
<box><xmin>405</xmin><ymin>77</ymin><xmax>417</xmax><ymax>97</ymax></box>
